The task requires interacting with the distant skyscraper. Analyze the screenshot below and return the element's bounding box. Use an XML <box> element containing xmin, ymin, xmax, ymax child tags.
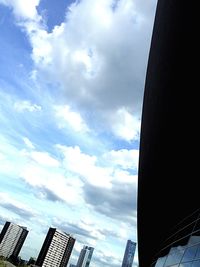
<box><xmin>121</xmin><ymin>240</ymin><xmax>136</xmax><ymax>267</ymax></box>
<box><xmin>35</xmin><ymin>227</ymin><xmax>75</xmax><ymax>267</ymax></box>
<box><xmin>76</xmin><ymin>246</ymin><xmax>94</xmax><ymax>267</ymax></box>
<box><xmin>0</xmin><ymin>221</ymin><xmax>28</xmax><ymax>259</ymax></box>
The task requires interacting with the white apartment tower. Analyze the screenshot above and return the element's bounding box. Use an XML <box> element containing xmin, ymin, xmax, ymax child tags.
<box><xmin>0</xmin><ymin>221</ymin><xmax>28</xmax><ymax>259</ymax></box>
<box><xmin>36</xmin><ymin>227</ymin><xmax>75</xmax><ymax>267</ymax></box>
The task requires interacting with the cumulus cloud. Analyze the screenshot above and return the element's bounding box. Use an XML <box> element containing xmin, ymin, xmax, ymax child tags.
<box><xmin>83</xmin><ymin>181</ymin><xmax>137</xmax><ymax>224</ymax></box>
<box><xmin>1</xmin><ymin>132</ymin><xmax>138</xmax><ymax>225</ymax></box>
<box><xmin>56</xmin><ymin>144</ymin><xmax>113</xmax><ymax>188</ymax></box>
<box><xmin>36</xmin><ymin>187</ymin><xmax>64</xmax><ymax>202</ymax></box>
<box><xmin>53</xmin><ymin>216</ymin><xmax>128</xmax><ymax>244</ymax></box>
<box><xmin>0</xmin><ymin>0</ymin><xmax>41</xmax><ymax>21</ymax></box>
<box><xmin>103</xmin><ymin>148</ymin><xmax>139</xmax><ymax>170</ymax></box>
<box><xmin>108</xmin><ymin>108</ymin><xmax>141</xmax><ymax>141</ymax></box>
<box><xmin>2</xmin><ymin>0</ymin><xmax>156</xmax><ymax>142</ymax></box>
<box><xmin>19</xmin><ymin>143</ymin><xmax>138</xmax><ymax>223</ymax></box>
<box><xmin>0</xmin><ymin>192</ymin><xmax>37</xmax><ymax>219</ymax></box>
<box><xmin>52</xmin><ymin>144</ymin><xmax>138</xmax><ymax>223</ymax></box>
<box><xmin>52</xmin><ymin>218</ymin><xmax>105</xmax><ymax>241</ymax></box>
<box><xmin>56</xmin><ymin>144</ymin><xmax>138</xmax><ymax>181</ymax></box>
<box><xmin>29</xmin><ymin>151</ymin><xmax>60</xmax><ymax>167</ymax></box>
<box><xmin>54</xmin><ymin>105</ymin><xmax>89</xmax><ymax>133</ymax></box>
<box><xmin>20</xmin><ymin>163</ymin><xmax>83</xmax><ymax>205</ymax></box>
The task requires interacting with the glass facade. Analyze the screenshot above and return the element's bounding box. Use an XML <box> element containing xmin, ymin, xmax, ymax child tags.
<box><xmin>76</xmin><ymin>246</ymin><xmax>94</xmax><ymax>267</ymax></box>
<box><xmin>153</xmin><ymin>209</ymin><xmax>200</xmax><ymax>267</ymax></box>
<box><xmin>121</xmin><ymin>240</ymin><xmax>136</xmax><ymax>267</ymax></box>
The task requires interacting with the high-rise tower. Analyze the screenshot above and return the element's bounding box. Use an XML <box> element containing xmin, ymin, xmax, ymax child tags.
<box><xmin>0</xmin><ymin>221</ymin><xmax>28</xmax><ymax>259</ymax></box>
<box><xmin>76</xmin><ymin>246</ymin><xmax>94</xmax><ymax>267</ymax></box>
<box><xmin>121</xmin><ymin>240</ymin><xmax>136</xmax><ymax>267</ymax></box>
<box><xmin>35</xmin><ymin>227</ymin><xmax>75</xmax><ymax>267</ymax></box>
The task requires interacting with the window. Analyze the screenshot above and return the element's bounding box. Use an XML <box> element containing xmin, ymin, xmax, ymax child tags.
<box><xmin>181</xmin><ymin>245</ymin><xmax>198</xmax><ymax>263</ymax></box>
<box><xmin>164</xmin><ymin>247</ymin><xmax>185</xmax><ymax>266</ymax></box>
<box><xmin>192</xmin><ymin>260</ymin><xmax>200</xmax><ymax>267</ymax></box>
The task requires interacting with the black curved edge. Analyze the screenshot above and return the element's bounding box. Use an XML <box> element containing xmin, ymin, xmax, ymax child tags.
<box><xmin>137</xmin><ymin>1</ymin><xmax>199</xmax><ymax>266</ymax></box>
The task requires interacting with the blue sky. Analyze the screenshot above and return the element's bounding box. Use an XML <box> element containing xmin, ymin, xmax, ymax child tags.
<box><xmin>0</xmin><ymin>0</ymin><xmax>157</xmax><ymax>266</ymax></box>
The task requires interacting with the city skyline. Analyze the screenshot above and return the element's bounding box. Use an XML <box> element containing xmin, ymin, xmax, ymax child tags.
<box><xmin>0</xmin><ymin>220</ymin><xmax>136</xmax><ymax>267</ymax></box>
<box><xmin>0</xmin><ymin>0</ymin><xmax>157</xmax><ymax>266</ymax></box>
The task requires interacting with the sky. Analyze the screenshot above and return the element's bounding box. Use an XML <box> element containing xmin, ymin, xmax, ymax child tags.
<box><xmin>0</xmin><ymin>0</ymin><xmax>157</xmax><ymax>266</ymax></box>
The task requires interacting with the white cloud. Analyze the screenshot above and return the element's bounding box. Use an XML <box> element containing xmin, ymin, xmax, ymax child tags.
<box><xmin>0</xmin><ymin>1</ymin><xmax>158</xmax><ymax>264</ymax></box>
<box><xmin>109</xmin><ymin>108</ymin><xmax>141</xmax><ymax>141</ymax></box>
<box><xmin>29</xmin><ymin>151</ymin><xmax>60</xmax><ymax>167</ymax></box>
<box><xmin>113</xmin><ymin>170</ymin><xmax>138</xmax><ymax>184</ymax></box>
<box><xmin>23</xmin><ymin>137</ymin><xmax>35</xmax><ymax>149</ymax></box>
<box><xmin>14</xmin><ymin>100</ymin><xmax>42</xmax><ymax>112</ymax></box>
<box><xmin>0</xmin><ymin>214</ymin><xmax>17</xmax><ymax>227</ymax></box>
<box><xmin>93</xmin><ymin>248</ymin><xmax>123</xmax><ymax>267</ymax></box>
<box><xmin>5</xmin><ymin>0</ymin><xmax>156</xmax><ymax>142</ymax></box>
<box><xmin>103</xmin><ymin>148</ymin><xmax>139</xmax><ymax>170</ymax></box>
<box><xmin>55</xmin><ymin>144</ymin><xmax>138</xmax><ymax>188</ymax></box>
<box><xmin>0</xmin><ymin>135</ymin><xmax>82</xmax><ymax>205</ymax></box>
<box><xmin>0</xmin><ymin>0</ymin><xmax>41</xmax><ymax>20</ymax></box>
<box><xmin>83</xmin><ymin>181</ymin><xmax>137</xmax><ymax>224</ymax></box>
<box><xmin>54</xmin><ymin>105</ymin><xmax>89</xmax><ymax>133</ymax></box>
<box><xmin>20</xmin><ymin>163</ymin><xmax>83</xmax><ymax>205</ymax></box>
<box><xmin>53</xmin><ymin>217</ymin><xmax>105</xmax><ymax>242</ymax></box>
<box><xmin>56</xmin><ymin>145</ymin><xmax>113</xmax><ymax>188</ymax></box>
<box><xmin>0</xmin><ymin>135</ymin><xmax>28</xmax><ymax>176</ymax></box>
<box><xmin>30</xmin><ymin>27</ymin><xmax>54</xmax><ymax>65</ymax></box>
<box><xmin>0</xmin><ymin>133</ymin><xmax>137</xmax><ymax>225</ymax></box>
<box><xmin>0</xmin><ymin>192</ymin><xmax>37</xmax><ymax>218</ymax></box>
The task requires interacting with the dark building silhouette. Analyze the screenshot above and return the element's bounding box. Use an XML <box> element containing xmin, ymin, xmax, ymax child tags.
<box><xmin>137</xmin><ymin>0</ymin><xmax>199</xmax><ymax>266</ymax></box>
<box><xmin>0</xmin><ymin>221</ymin><xmax>28</xmax><ymax>260</ymax></box>
<box><xmin>35</xmin><ymin>227</ymin><xmax>75</xmax><ymax>267</ymax></box>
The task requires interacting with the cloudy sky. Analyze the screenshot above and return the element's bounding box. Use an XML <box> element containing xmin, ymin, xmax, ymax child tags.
<box><xmin>0</xmin><ymin>0</ymin><xmax>157</xmax><ymax>266</ymax></box>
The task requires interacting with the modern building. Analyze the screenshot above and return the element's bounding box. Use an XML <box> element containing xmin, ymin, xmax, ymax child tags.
<box><xmin>137</xmin><ymin>0</ymin><xmax>199</xmax><ymax>266</ymax></box>
<box><xmin>153</xmin><ymin>209</ymin><xmax>200</xmax><ymax>266</ymax></box>
<box><xmin>76</xmin><ymin>246</ymin><xmax>94</xmax><ymax>267</ymax></box>
<box><xmin>0</xmin><ymin>221</ymin><xmax>28</xmax><ymax>259</ymax></box>
<box><xmin>121</xmin><ymin>240</ymin><xmax>136</xmax><ymax>267</ymax></box>
<box><xmin>35</xmin><ymin>227</ymin><xmax>75</xmax><ymax>267</ymax></box>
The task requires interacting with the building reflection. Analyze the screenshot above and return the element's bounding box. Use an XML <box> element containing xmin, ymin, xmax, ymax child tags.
<box><xmin>153</xmin><ymin>209</ymin><xmax>200</xmax><ymax>267</ymax></box>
